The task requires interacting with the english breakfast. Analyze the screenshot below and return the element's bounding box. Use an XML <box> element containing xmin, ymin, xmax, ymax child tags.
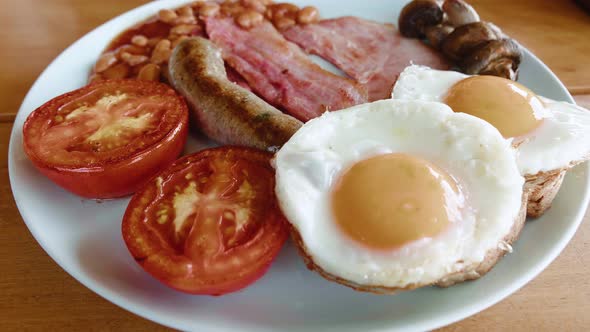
<box><xmin>21</xmin><ymin>0</ymin><xmax>590</xmax><ymax>296</ymax></box>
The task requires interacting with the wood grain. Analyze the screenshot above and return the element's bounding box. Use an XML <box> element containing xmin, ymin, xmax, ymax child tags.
<box><xmin>0</xmin><ymin>0</ymin><xmax>150</xmax><ymax>116</ymax></box>
<box><xmin>0</xmin><ymin>114</ymin><xmax>16</xmax><ymax>123</ymax></box>
<box><xmin>2</xmin><ymin>0</ymin><xmax>590</xmax><ymax>331</ymax></box>
<box><xmin>575</xmin><ymin>95</ymin><xmax>590</xmax><ymax>108</ymax></box>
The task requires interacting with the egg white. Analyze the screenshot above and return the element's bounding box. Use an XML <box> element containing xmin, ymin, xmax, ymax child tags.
<box><xmin>274</xmin><ymin>99</ymin><xmax>523</xmax><ymax>288</ymax></box>
<box><xmin>392</xmin><ymin>65</ymin><xmax>590</xmax><ymax>175</ymax></box>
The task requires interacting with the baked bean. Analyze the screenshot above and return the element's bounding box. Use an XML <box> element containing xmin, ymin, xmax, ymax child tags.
<box><xmin>171</xmin><ymin>24</ymin><xmax>199</xmax><ymax>35</ymax></box>
<box><xmin>236</xmin><ymin>10</ymin><xmax>264</xmax><ymax>29</ymax></box>
<box><xmin>116</xmin><ymin>44</ymin><xmax>148</xmax><ymax>57</ymax></box>
<box><xmin>137</xmin><ymin>63</ymin><xmax>161</xmax><ymax>81</ymax></box>
<box><xmin>191</xmin><ymin>0</ymin><xmax>205</xmax><ymax>8</ymax></box>
<box><xmin>94</xmin><ymin>52</ymin><xmax>117</xmax><ymax>73</ymax></box>
<box><xmin>147</xmin><ymin>38</ymin><xmax>162</xmax><ymax>47</ymax></box>
<box><xmin>151</xmin><ymin>39</ymin><xmax>172</xmax><ymax>65</ymax></box>
<box><xmin>178</xmin><ymin>5</ymin><xmax>194</xmax><ymax>17</ymax></box>
<box><xmin>131</xmin><ymin>35</ymin><xmax>148</xmax><ymax>47</ymax></box>
<box><xmin>273</xmin><ymin>16</ymin><xmax>296</xmax><ymax>30</ymax></box>
<box><xmin>120</xmin><ymin>52</ymin><xmax>149</xmax><ymax>66</ymax></box>
<box><xmin>158</xmin><ymin>9</ymin><xmax>178</xmax><ymax>23</ymax></box>
<box><xmin>174</xmin><ymin>15</ymin><xmax>197</xmax><ymax>25</ymax></box>
<box><xmin>296</xmin><ymin>6</ymin><xmax>319</xmax><ymax>24</ymax></box>
<box><xmin>154</xmin><ymin>39</ymin><xmax>171</xmax><ymax>50</ymax></box>
<box><xmin>221</xmin><ymin>2</ymin><xmax>246</xmax><ymax>16</ymax></box>
<box><xmin>270</xmin><ymin>3</ymin><xmax>299</xmax><ymax>19</ymax></box>
<box><xmin>199</xmin><ymin>2</ymin><xmax>220</xmax><ymax>17</ymax></box>
<box><xmin>172</xmin><ymin>5</ymin><xmax>196</xmax><ymax>25</ymax></box>
<box><xmin>102</xmin><ymin>63</ymin><xmax>130</xmax><ymax>79</ymax></box>
<box><xmin>284</xmin><ymin>9</ymin><xmax>298</xmax><ymax>20</ymax></box>
<box><xmin>241</xmin><ymin>0</ymin><xmax>266</xmax><ymax>13</ymax></box>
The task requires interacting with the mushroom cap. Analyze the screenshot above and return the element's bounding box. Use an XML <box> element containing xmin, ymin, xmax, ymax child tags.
<box><xmin>441</xmin><ymin>21</ymin><xmax>500</xmax><ymax>61</ymax></box>
<box><xmin>424</xmin><ymin>24</ymin><xmax>455</xmax><ymax>49</ymax></box>
<box><xmin>479</xmin><ymin>58</ymin><xmax>519</xmax><ymax>80</ymax></box>
<box><xmin>460</xmin><ymin>38</ymin><xmax>522</xmax><ymax>77</ymax></box>
<box><xmin>398</xmin><ymin>0</ymin><xmax>444</xmax><ymax>38</ymax></box>
<box><xmin>442</xmin><ymin>0</ymin><xmax>480</xmax><ymax>27</ymax></box>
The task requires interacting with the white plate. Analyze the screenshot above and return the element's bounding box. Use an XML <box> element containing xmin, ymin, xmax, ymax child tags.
<box><xmin>8</xmin><ymin>0</ymin><xmax>590</xmax><ymax>331</ymax></box>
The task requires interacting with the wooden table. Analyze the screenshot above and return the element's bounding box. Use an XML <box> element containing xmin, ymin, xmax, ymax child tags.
<box><xmin>2</xmin><ymin>1</ymin><xmax>589</xmax><ymax>330</ymax></box>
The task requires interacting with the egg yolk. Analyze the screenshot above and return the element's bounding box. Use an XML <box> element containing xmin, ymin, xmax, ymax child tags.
<box><xmin>331</xmin><ymin>153</ymin><xmax>464</xmax><ymax>250</ymax></box>
<box><xmin>444</xmin><ymin>75</ymin><xmax>544</xmax><ymax>138</ymax></box>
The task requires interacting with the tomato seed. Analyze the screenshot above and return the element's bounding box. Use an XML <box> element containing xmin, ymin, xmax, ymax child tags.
<box><xmin>224</xmin><ymin>226</ymin><xmax>235</xmax><ymax>235</ymax></box>
<box><xmin>158</xmin><ymin>214</ymin><xmax>168</xmax><ymax>224</ymax></box>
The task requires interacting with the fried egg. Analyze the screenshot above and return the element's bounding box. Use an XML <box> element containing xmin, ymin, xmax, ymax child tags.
<box><xmin>274</xmin><ymin>99</ymin><xmax>524</xmax><ymax>289</ymax></box>
<box><xmin>392</xmin><ymin>65</ymin><xmax>590</xmax><ymax>176</ymax></box>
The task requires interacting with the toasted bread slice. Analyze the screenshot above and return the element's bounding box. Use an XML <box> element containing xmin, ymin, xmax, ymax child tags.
<box><xmin>290</xmin><ymin>193</ymin><xmax>528</xmax><ymax>294</ymax></box>
<box><xmin>522</xmin><ymin>153</ymin><xmax>590</xmax><ymax>218</ymax></box>
<box><xmin>524</xmin><ymin>169</ymin><xmax>566</xmax><ymax>218</ymax></box>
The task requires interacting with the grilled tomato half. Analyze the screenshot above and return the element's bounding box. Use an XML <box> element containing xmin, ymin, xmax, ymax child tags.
<box><xmin>22</xmin><ymin>79</ymin><xmax>189</xmax><ymax>198</ymax></box>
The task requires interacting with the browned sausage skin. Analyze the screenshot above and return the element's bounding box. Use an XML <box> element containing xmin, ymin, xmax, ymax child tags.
<box><xmin>168</xmin><ymin>37</ymin><xmax>302</xmax><ymax>151</ymax></box>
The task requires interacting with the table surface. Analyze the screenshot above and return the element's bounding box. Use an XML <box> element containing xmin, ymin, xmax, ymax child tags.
<box><xmin>2</xmin><ymin>0</ymin><xmax>590</xmax><ymax>331</ymax></box>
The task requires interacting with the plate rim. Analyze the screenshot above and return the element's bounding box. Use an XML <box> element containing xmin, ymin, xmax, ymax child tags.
<box><xmin>7</xmin><ymin>0</ymin><xmax>590</xmax><ymax>331</ymax></box>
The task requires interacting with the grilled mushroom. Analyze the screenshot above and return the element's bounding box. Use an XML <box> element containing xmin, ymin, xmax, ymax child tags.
<box><xmin>479</xmin><ymin>58</ymin><xmax>519</xmax><ymax>80</ymax></box>
<box><xmin>460</xmin><ymin>39</ymin><xmax>522</xmax><ymax>79</ymax></box>
<box><xmin>442</xmin><ymin>0</ymin><xmax>480</xmax><ymax>27</ymax></box>
<box><xmin>398</xmin><ymin>0</ymin><xmax>521</xmax><ymax>81</ymax></box>
<box><xmin>486</xmin><ymin>22</ymin><xmax>507</xmax><ymax>39</ymax></box>
<box><xmin>398</xmin><ymin>0</ymin><xmax>444</xmax><ymax>38</ymax></box>
<box><xmin>424</xmin><ymin>24</ymin><xmax>455</xmax><ymax>49</ymax></box>
<box><xmin>441</xmin><ymin>21</ymin><xmax>501</xmax><ymax>61</ymax></box>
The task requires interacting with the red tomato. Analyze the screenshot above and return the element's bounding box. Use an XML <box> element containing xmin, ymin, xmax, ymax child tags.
<box><xmin>122</xmin><ymin>147</ymin><xmax>289</xmax><ymax>295</ymax></box>
<box><xmin>22</xmin><ymin>79</ymin><xmax>189</xmax><ymax>198</ymax></box>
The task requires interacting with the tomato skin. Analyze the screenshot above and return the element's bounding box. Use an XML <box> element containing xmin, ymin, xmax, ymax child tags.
<box><xmin>22</xmin><ymin>79</ymin><xmax>189</xmax><ymax>198</ymax></box>
<box><xmin>30</xmin><ymin>122</ymin><xmax>187</xmax><ymax>198</ymax></box>
<box><xmin>122</xmin><ymin>147</ymin><xmax>289</xmax><ymax>295</ymax></box>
